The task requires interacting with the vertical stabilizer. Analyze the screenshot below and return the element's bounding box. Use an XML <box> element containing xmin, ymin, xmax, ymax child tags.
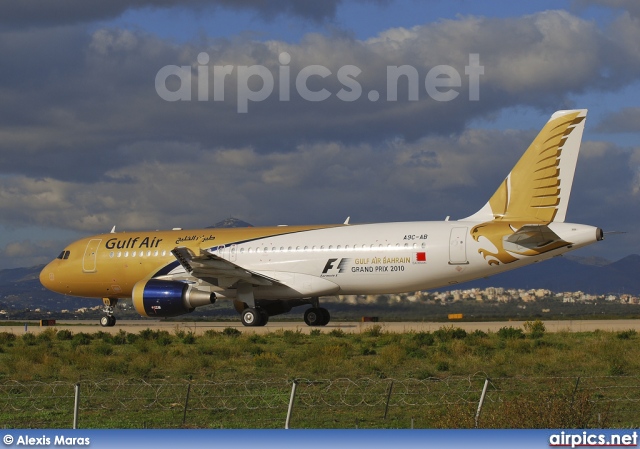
<box><xmin>464</xmin><ymin>109</ymin><xmax>587</xmax><ymax>223</ymax></box>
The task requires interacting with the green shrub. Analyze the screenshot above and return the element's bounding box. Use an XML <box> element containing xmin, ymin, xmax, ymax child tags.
<box><xmin>616</xmin><ymin>330</ymin><xmax>637</xmax><ymax>340</ymax></box>
<box><xmin>412</xmin><ymin>331</ymin><xmax>435</xmax><ymax>346</ymax></box>
<box><xmin>22</xmin><ymin>333</ymin><xmax>37</xmax><ymax>346</ymax></box>
<box><xmin>329</xmin><ymin>329</ymin><xmax>346</xmax><ymax>338</ymax></box>
<box><xmin>524</xmin><ymin>320</ymin><xmax>546</xmax><ymax>339</ymax></box>
<box><xmin>436</xmin><ymin>361</ymin><xmax>450</xmax><ymax>371</ymax></box>
<box><xmin>497</xmin><ymin>327</ymin><xmax>525</xmax><ymax>340</ymax></box>
<box><xmin>365</xmin><ymin>325</ymin><xmax>383</xmax><ymax>337</ymax></box>
<box><xmin>434</xmin><ymin>326</ymin><xmax>467</xmax><ymax>342</ymax></box>
<box><xmin>222</xmin><ymin>327</ymin><xmax>241</xmax><ymax>337</ymax></box>
<box><xmin>94</xmin><ymin>342</ymin><xmax>113</xmax><ymax>356</ymax></box>
<box><xmin>56</xmin><ymin>330</ymin><xmax>72</xmax><ymax>341</ymax></box>
<box><xmin>0</xmin><ymin>332</ymin><xmax>16</xmax><ymax>343</ymax></box>
<box><xmin>71</xmin><ymin>332</ymin><xmax>92</xmax><ymax>346</ymax></box>
<box><xmin>248</xmin><ymin>334</ymin><xmax>267</xmax><ymax>344</ymax></box>
<box><xmin>181</xmin><ymin>332</ymin><xmax>196</xmax><ymax>344</ymax></box>
<box><xmin>283</xmin><ymin>330</ymin><xmax>304</xmax><ymax>344</ymax></box>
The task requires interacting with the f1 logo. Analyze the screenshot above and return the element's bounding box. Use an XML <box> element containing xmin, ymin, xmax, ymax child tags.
<box><xmin>322</xmin><ymin>258</ymin><xmax>339</xmax><ymax>274</ymax></box>
<box><xmin>322</xmin><ymin>258</ymin><xmax>349</xmax><ymax>274</ymax></box>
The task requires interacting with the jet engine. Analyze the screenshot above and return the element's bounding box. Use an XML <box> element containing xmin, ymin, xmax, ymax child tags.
<box><xmin>132</xmin><ymin>279</ymin><xmax>215</xmax><ymax>318</ymax></box>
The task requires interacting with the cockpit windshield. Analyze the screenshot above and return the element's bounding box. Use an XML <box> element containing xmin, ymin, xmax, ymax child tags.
<box><xmin>56</xmin><ymin>250</ymin><xmax>70</xmax><ymax>260</ymax></box>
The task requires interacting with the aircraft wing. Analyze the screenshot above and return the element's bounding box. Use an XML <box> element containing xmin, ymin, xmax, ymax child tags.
<box><xmin>171</xmin><ymin>247</ymin><xmax>281</xmax><ymax>288</ymax></box>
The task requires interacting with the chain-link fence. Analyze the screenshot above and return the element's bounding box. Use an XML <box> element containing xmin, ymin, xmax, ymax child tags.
<box><xmin>1</xmin><ymin>375</ymin><xmax>639</xmax><ymax>429</ymax></box>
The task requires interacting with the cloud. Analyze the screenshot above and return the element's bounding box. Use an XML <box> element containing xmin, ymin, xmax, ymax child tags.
<box><xmin>2</xmin><ymin>8</ymin><xmax>640</xmax><ymax>268</ymax></box>
<box><xmin>595</xmin><ymin>107</ymin><xmax>640</xmax><ymax>132</ymax></box>
<box><xmin>575</xmin><ymin>0</ymin><xmax>640</xmax><ymax>18</ymax></box>
<box><xmin>0</xmin><ymin>0</ymin><xmax>385</xmax><ymax>28</ymax></box>
<box><xmin>2</xmin><ymin>10</ymin><xmax>640</xmax><ymax>186</ymax></box>
<box><xmin>1</xmin><ymin>240</ymin><xmax>63</xmax><ymax>268</ymax></box>
<box><xmin>0</xmin><ymin>128</ymin><xmax>581</xmax><ymax>232</ymax></box>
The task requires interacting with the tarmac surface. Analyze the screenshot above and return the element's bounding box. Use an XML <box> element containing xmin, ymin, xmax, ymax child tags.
<box><xmin>3</xmin><ymin>319</ymin><xmax>639</xmax><ymax>335</ymax></box>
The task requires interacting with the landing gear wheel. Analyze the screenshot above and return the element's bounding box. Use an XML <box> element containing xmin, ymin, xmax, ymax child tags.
<box><xmin>100</xmin><ymin>315</ymin><xmax>116</xmax><ymax>327</ymax></box>
<box><xmin>318</xmin><ymin>307</ymin><xmax>330</xmax><ymax>326</ymax></box>
<box><xmin>304</xmin><ymin>307</ymin><xmax>329</xmax><ymax>326</ymax></box>
<box><xmin>100</xmin><ymin>298</ymin><xmax>118</xmax><ymax>327</ymax></box>
<box><xmin>241</xmin><ymin>308</ymin><xmax>260</xmax><ymax>327</ymax></box>
<box><xmin>259</xmin><ymin>309</ymin><xmax>269</xmax><ymax>326</ymax></box>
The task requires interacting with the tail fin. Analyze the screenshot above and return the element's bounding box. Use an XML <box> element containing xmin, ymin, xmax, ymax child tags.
<box><xmin>464</xmin><ymin>109</ymin><xmax>587</xmax><ymax>223</ymax></box>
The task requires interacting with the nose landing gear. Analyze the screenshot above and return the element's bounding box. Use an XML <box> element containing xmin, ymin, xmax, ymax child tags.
<box><xmin>100</xmin><ymin>298</ymin><xmax>118</xmax><ymax>327</ymax></box>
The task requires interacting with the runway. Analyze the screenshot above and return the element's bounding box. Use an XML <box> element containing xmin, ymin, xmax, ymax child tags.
<box><xmin>3</xmin><ymin>318</ymin><xmax>639</xmax><ymax>335</ymax></box>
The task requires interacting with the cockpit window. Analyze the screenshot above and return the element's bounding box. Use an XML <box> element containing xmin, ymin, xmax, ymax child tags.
<box><xmin>57</xmin><ymin>250</ymin><xmax>71</xmax><ymax>260</ymax></box>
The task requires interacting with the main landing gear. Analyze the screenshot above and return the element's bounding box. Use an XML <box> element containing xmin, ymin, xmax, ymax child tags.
<box><xmin>241</xmin><ymin>307</ymin><xmax>269</xmax><ymax>327</ymax></box>
<box><xmin>304</xmin><ymin>307</ymin><xmax>330</xmax><ymax>326</ymax></box>
<box><xmin>100</xmin><ymin>298</ymin><xmax>118</xmax><ymax>327</ymax></box>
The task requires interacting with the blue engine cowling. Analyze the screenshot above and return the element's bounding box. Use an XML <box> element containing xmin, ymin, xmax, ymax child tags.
<box><xmin>132</xmin><ymin>279</ymin><xmax>215</xmax><ymax>318</ymax></box>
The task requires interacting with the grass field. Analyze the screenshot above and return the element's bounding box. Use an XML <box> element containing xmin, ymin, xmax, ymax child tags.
<box><xmin>0</xmin><ymin>322</ymin><xmax>639</xmax><ymax>429</ymax></box>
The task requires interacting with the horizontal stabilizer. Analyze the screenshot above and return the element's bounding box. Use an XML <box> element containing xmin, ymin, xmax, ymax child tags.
<box><xmin>503</xmin><ymin>224</ymin><xmax>569</xmax><ymax>256</ymax></box>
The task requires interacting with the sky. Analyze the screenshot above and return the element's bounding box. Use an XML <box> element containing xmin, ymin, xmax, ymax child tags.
<box><xmin>0</xmin><ymin>0</ymin><xmax>639</xmax><ymax>269</ymax></box>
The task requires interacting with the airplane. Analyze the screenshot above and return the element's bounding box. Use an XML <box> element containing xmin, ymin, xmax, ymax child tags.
<box><xmin>40</xmin><ymin>109</ymin><xmax>603</xmax><ymax>327</ymax></box>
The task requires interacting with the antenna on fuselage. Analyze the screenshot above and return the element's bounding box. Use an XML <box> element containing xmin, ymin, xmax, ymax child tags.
<box><xmin>344</xmin><ymin>216</ymin><xmax>350</xmax><ymax>225</ymax></box>
<box><xmin>110</xmin><ymin>226</ymin><xmax>116</xmax><ymax>233</ymax></box>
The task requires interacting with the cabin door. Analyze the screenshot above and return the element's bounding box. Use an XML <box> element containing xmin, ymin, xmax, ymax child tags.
<box><xmin>82</xmin><ymin>239</ymin><xmax>102</xmax><ymax>273</ymax></box>
<box><xmin>448</xmin><ymin>227</ymin><xmax>468</xmax><ymax>265</ymax></box>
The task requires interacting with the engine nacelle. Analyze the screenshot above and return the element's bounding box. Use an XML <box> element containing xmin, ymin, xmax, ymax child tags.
<box><xmin>132</xmin><ymin>279</ymin><xmax>215</xmax><ymax>318</ymax></box>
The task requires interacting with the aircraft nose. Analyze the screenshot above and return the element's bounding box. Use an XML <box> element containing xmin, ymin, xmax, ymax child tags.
<box><xmin>39</xmin><ymin>264</ymin><xmax>56</xmax><ymax>291</ymax></box>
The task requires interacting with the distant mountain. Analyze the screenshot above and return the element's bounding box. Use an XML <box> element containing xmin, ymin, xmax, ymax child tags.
<box><xmin>207</xmin><ymin>217</ymin><xmax>253</xmax><ymax>228</ymax></box>
<box><xmin>0</xmin><ymin>265</ymin><xmax>44</xmax><ymax>284</ymax></box>
<box><xmin>564</xmin><ymin>255</ymin><xmax>612</xmax><ymax>267</ymax></box>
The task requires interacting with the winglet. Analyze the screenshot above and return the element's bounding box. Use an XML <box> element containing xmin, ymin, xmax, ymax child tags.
<box><xmin>464</xmin><ymin>109</ymin><xmax>587</xmax><ymax>223</ymax></box>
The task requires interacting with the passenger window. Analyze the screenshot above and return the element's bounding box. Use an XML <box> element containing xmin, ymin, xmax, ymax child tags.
<box><xmin>162</xmin><ymin>250</ymin><xmax>166</xmax><ymax>256</ymax></box>
<box><xmin>320</xmin><ymin>245</ymin><xmax>325</xmax><ymax>250</ymax></box>
<box><xmin>264</xmin><ymin>247</ymin><xmax>268</xmax><ymax>253</ymax></box>
<box><xmin>124</xmin><ymin>251</ymin><xmax>129</xmax><ymax>257</ymax></box>
<box><xmin>288</xmin><ymin>246</ymin><xmax>292</xmax><ymax>251</ymax></box>
<box><xmin>421</xmin><ymin>242</ymin><xmax>426</xmax><ymax>249</ymax></box>
<box><xmin>117</xmin><ymin>251</ymin><xmax>122</xmax><ymax>258</ymax></box>
<box><xmin>154</xmin><ymin>250</ymin><xmax>158</xmax><ymax>256</ymax></box>
<box><xmin>304</xmin><ymin>246</ymin><xmax>309</xmax><ymax>251</ymax></box>
<box><xmin>109</xmin><ymin>252</ymin><xmax>114</xmax><ymax>258</ymax></box>
<box><xmin>337</xmin><ymin>245</ymin><xmax>342</xmax><ymax>250</ymax></box>
<box><xmin>248</xmin><ymin>248</ymin><xmax>253</xmax><ymax>253</ymax></box>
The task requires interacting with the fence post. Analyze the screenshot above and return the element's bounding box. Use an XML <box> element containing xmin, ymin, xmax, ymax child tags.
<box><xmin>383</xmin><ymin>380</ymin><xmax>394</xmax><ymax>420</ymax></box>
<box><xmin>571</xmin><ymin>376</ymin><xmax>581</xmax><ymax>406</ymax></box>
<box><xmin>73</xmin><ymin>383</ymin><xmax>80</xmax><ymax>429</ymax></box>
<box><xmin>475</xmin><ymin>378</ymin><xmax>489</xmax><ymax>428</ymax></box>
<box><xmin>285</xmin><ymin>379</ymin><xmax>298</xmax><ymax>429</ymax></box>
<box><xmin>182</xmin><ymin>383</ymin><xmax>191</xmax><ymax>426</ymax></box>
